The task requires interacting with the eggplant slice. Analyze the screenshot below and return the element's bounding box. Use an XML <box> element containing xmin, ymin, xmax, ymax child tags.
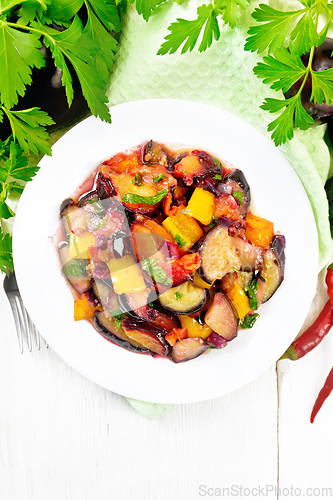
<box><xmin>261</xmin><ymin>235</ymin><xmax>285</xmax><ymax>303</ymax></box>
<box><xmin>94</xmin><ymin>311</ymin><xmax>148</xmax><ymax>353</ymax></box>
<box><xmin>223</xmin><ymin>169</ymin><xmax>251</xmax><ymax>217</ymax></box>
<box><xmin>171</xmin><ymin>337</ymin><xmax>209</xmax><ymax>363</ymax></box>
<box><xmin>198</xmin><ymin>224</ymin><xmax>241</xmax><ymax>283</ymax></box>
<box><xmin>158</xmin><ymin>281</ymin><xmax>208</xmax><ymax>315</ymax></box>
<box><xmin>232</xmin><ymin>237</ymin><xmax>263</xmax><ymax>272</ymax></box>
<box><xmin>204</xmin><ymin>292</ymin><xmax>238</xmax><ymax>341</ymax></box>
<box><xmin>122</xmin><ymin>316</ymin><xmax>170</xmax><ymax>356</ymax></box>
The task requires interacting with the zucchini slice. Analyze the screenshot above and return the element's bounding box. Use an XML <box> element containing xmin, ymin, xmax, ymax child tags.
<box><xmin>158</xmin><ymin>281</ymin><xmax>208</xmax><ymax>315</ymax></box>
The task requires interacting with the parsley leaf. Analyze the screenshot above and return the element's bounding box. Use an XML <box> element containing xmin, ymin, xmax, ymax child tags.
<box><xmin>63</xmin><ymin>260</ymin><xmax>87</xmax><ymax>277</ymax></box>
<box><xmin>233</xmin><ymin>190</ymin><xmax>243</xmax><ymax>206</ymax></box>
<box><xmin>246</xmin><ymin>278</ymin><xmax>259</xmax><ymax>311</ymax></box>
<box><xmin>2</xmin><ymin>142</ymin><xmax>38</xmax><ymax>182</ymax></box>
<box><xmin>114</xmin><ymin>318</ymin><xmax>123</xmax><ymax>330</ymax></box>
<box><xmin>141</xmin><ymin>257</ymin><xmax>172</xmax><ymax>285</ymax></box>
<box><xmin>175</xmin><ymin>291</ymin><xmax>183</xmax><ymax>300</ymax></box>
<box><xmin>2</xmin><ymin>107</ymin><xmax>54</xmax><ymax>155</ymax></box>
<box><xmin>122</xmin><ymin>188</ymin><xmax>168</xmax><ymax>205</ymax></box>
<box><xmin>240</xmin><ymin>313</ymin><xmax>259</xmax><ymax>329</ymax></box>
<box><xmin>0</xmin><ymin>228</ymin><xmax>13</xmax><ymax>276</ymax></box>
<box><xmin>214</xmin><ymin>174</ymin><xmax>222</xmax><ymax>180</ymax></box>
<box><xmin>153</xmin><ymin>173</ymin><xmax>165</xmax><ymax>183</ymax></box>
<box><xmin>0</xmin><ymin>21</ymin><xmax>45</xmax><ymax>108</ymax></box>
<box><xmin>174</xmin><ymin>233</ymin><xmax>187</xmax><ymax>248</ymax></box>
<box><xmin>134</xmin><ymin>0</ymin><xmax>165</xmax><ymax>22</ymax></box>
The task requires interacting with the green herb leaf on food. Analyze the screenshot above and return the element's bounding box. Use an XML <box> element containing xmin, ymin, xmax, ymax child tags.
<box><xmin>233</xmin><ymin>190</ymin><xmax>243</xmax><ymax>206</ymax></box>
<box><xmin>63</xmin><ymin>260</ymin><xmax>87</xmax><ymax>277</ymax></box>
<box><xmin>153</xmin><ymin>173</ymin><xmax>165</xmax><ymax>183</ymax></box>
<box><xmin>122</xmin><ymin>188</ymin><xmax>168</xmax><ymax>205</ymax></box>
<box><xmin>175</xmin><ymin>291</ymin><xmax>183</xmax><ymax>300</ymax></box>
<box><xmin>240</xmin><ymin>313</ymin><xmax>260</xmax><ymax>329</ymax></box>
<box><xmin>141</xmin><ymin>257</ymin><xmax>172</xmax><ymax>285</ymax></box>
<box><xmin>174</xmin><ymin>232</ymin><xmax>187</xmax><ymax>249</ymax></box>
<box><xmin>114</xmin><ymin>318</ymin><xmax>123</xmax><ymax>330</ymax></box>
<box><xmin>246</xmin><ymin>278</ymin><xmax>259</xmax><ymax>311</ymax></box>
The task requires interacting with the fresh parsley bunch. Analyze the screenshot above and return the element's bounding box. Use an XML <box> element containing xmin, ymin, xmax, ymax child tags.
<box><xmin>0</xmin><ymin>0</ymin><xmax>122</xmax><ymax>155</ymax></box>
<box><xmin>148</xmin><ymin>0</ymin><xmax>333</xmax><ymax>146</ymax></box>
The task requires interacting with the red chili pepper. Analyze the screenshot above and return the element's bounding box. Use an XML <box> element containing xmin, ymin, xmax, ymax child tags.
<box><xmin>310</xmin><ymin>366</ymin><xmax>333</xmax><ymax>423</ymax></box>
<box><xmin>281</xmin><ymin>300</ymin><xmax>333</xmax><ymax>360</ymax></box>
<box><xmin>325</xmin><ymin>263</ymin><xmax>333</xmax><ymax>306</ymax></box>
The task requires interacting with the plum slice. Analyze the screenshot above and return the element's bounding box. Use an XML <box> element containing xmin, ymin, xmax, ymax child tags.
<box><xmin>261</xmin><ymin>235</ymin><xmax>285</xmax><ymax>303</ymax></box>
<box><xmin>171</xmin><ymin>337</ymin><xmax>209</xmax><ymax>363</ymax></box>
<box><xmin>158</xmin><ymin>281</ymin><xmax>208</xmax><ymax>315</ymax></box>
<box><xmin>198</xmin><ymin>224</ymin><xmax>241</xmax><ymax>283</ymax></box>
<box><xmin>122</xmin><ymin>317</ymin><xmax>170</xmax><ymax>356</ymax></box>
<box><xmin>204</xmin><ymin>292</ymin><xmax>238</xmax><ymax>341</ymax></box>
<box><xmin>58</xmin><ymin>243</ymin><xmax>92</xmax><ymax>294</ymax></box>
<box><xmin>94</xmin><ymin>311</ymin><xmax>148</xmax><ymax>353</ymax></box>
<box><xmin>223</xmin><ymin>169</ymin><xmax>251</xmax><ymax>217</ymax></box>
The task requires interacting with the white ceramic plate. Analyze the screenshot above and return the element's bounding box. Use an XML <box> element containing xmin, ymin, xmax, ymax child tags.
<box><xmin>13</xmin><ymin>99</ymin><xmax>318</xmax><ymax>404</ymax></box>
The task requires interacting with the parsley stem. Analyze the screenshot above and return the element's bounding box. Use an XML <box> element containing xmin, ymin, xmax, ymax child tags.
<box><xmin>296</xmin><ymin>45</ymin><xmax>315</xmax><ymax>99</ymax></box>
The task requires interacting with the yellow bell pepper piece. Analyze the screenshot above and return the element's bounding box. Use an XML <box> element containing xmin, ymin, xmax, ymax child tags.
<box><xmin>193</xmin><ymin>272</ymin><xmax>215</xmax><ymax>290</ymax></box>
<box><xmin>107</xmin><ymin>254</ymin><xmax>146</xmax><ymax>295</ymax></box>
<box><xmin>69</xmin><ymin>231</ymin><xmax>95</xmax><ymax>259</ymax></box>
<box><xmin>227</xmin><ymin>284</ymin><xmax>251</xmax><ymax>319</ymax></box>
<box><xmin>245</xmin><ymin>213</ymin><xmax>274</xmax><ymax>249</ymax></box>
<box><xmin>179</xmin><ymin>315</ymin><xmax>212</xmax><ymax>340</ymax></box>
<box><xmin>74</xmin><ymin>295</ymin><xmax>100</xmax><ymax>321</ymax></box>
<box><xmin>186</xmin><ymin>187</ymin><xmax>215</xmax><ymax>225</ymax></box>
<box><xmin>162</xmin><ymin>207</ymin><xmax>203</xmax><ymax>250</ymax></box>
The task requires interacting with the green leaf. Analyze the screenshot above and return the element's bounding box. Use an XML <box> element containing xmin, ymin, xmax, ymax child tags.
<box><xmin>46</xmin><ymin>0</ymin><xmax>83</xmax><ymax>23</ymax></box>
<box><xmin>0</xmin><ymin>200</ymin><xmax>15</xmax><ymax>219</ymax></box>
<box><xmin>114</xmin><ymin>318</ymin><xmax>122</xmax><ymax>330</ymax></box>
<box><xmin>3</xmin><ymin>142</ymin><xmax>39</xmax><ymax>182</ymax></box>
<box><xmin>86</xmin><ymin>0</ymin><xmax>121</xmax><ymax>31</ymax></box>
<box><xmin>233</xmin><ymin>190</ymin><xmax>243</xmax><ymax>205</ymax></box>
<box><xmin>0</xmin><ymin>21</ymin><xmax>45</xmax><ymax>108</ymax></box>
<box><xmin>245</xmin><ymin>5</ymin><xmax>303</xmax><ymax>54</ymax></box>
<box><xmin>122</xmin><ymin>188</ymin><xmax>168</xmax><ymax>205</ymax></box>
<box><xmin>175</xmin><ymin>291</ymin><xmax>183</xmax><ymax>300</ymax></box>
<box><xmin>8</xmin><ymin>182</ymin><xmax>24</xmax><ymax>194</ymax></box>
<box><xmin>310</xmin><ymin>67</ymin><xmax>333</xmax><ymax>105</ymax></box>
<box><xmin>0</xmin><ymin>228</ymin><xmax>13</xmax><ymax>275</ymax></box>
<box><xmin>141</xmin><ymin>257</ymin><xmax>172</xmax><ymax>285</ymax></box>
<box><xmin>40</xmin><ymin>16</ymin><xmax>111</xmax><ymax>122</ymax></box>
<box><xmin>289</xmin><ymin>6</ymin><xmax>319</xmax><ymax>54</ymax></box>
<box><xmin>153</xmin><ymin>173</ymin><xmax>165</xmax><ymax>183</ymax></box>
<box><xmin>18</xmin><ymin>0</ymin><xmax>50</xmax><ymax>25</ymax></box>
<box><xmin>63</xmin><ymin>259</ymin><xmax>87</xmax><ymax>276</ymax></box>
<box><xmin>261</xmin><ymin>95</ymin><xmax>313</xmax><ymax>146</ymax></box>
<box><xmin>217</xmin><ymin>0</ymin><xmax>249</xmax><ymax>29</ymax></box>
<box><xmin>246</xmin><ymin>278</ymin><xmax>259</xmax><ymax>310</ymax></box>
<box><xmin>240</xmin><ymin>313</ymin><xmax>259</xmax><ymax>329</ymax></box>
<box><xmin>84</xmin><ymin>3</ymin><xmax>118</xmax><ymax>84</ymax></box>
<box><xmin>3</xmin><ymin>107</ymin><xmax>54</xmax><ymax>155</ymax></box>
<box><xmin>253</xmin><ymin>47</ymin><xmax>307</xmax><ymax>93</ymax></box>
<box><xmin>174</xmin><ymin>232</ymin><xmax>187</xmax><ymax>248</ymax></box>
<box><xmin>157</xmin><ymin>4</ymin><xmax>219</xmax><ymax>55</ymax></box>
<box><xmin>135</xmin><ymin>0</ymin><xmax>164</xmax><ymax>22</ymax></box>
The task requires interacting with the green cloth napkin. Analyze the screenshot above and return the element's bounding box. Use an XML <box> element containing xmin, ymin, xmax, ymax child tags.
<box><xmin>107</xmin><ymin>0</ymin><xmax>333</xmax><ymax>418</ymax></box>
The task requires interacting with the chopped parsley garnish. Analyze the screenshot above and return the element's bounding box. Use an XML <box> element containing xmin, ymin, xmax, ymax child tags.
<box><xmin>153</xmin><ymin>173</ymin><xmax>166</xmax><ymax>183</ymax></box>
<box><xmin>109</xmin><ymin>310</ymin><xmax>123</xmax><ymax>320</ymax></box>
<box><xmin>88</xmin><ymin>200</ymin><xmax>104</xmax><ymax>215</ymax></box>
<box><xmin>174</xmin><ymin>233</ymin><xmax>187</xmax><ymax>249</ymax></box>
<box><xmin>148</xmin><ymin>302</ymin><xmax>154</xmax><ymax>307</ymax></box>
<box><xmin>213</xmin><ymin>158</ymin><xmax>221</xmax><ymax>168</ymax></box>
<box><xmin>246</xmin><ymin>279</ymin><xmax>259</xmax><ymax>311</ymax></box>
<box><xmin>175</xmin><ymin>292</ymin><xmax>183</xmax><ymax>300</ymax></box>
<box><xmin>114</xmin><ymin>319</ymin><xmax>123</xmax><ymax>331</ymax></box>
<box><xmin>240</xmin><ymin>313</ymin><xmax>260</xmax><ymax>329</ymax></box>
<box><xmin>214</xmin><ymin>174</ymin><xmax>222</xmax><ymax>180</ymax></box>
<box><xmin>122</xmin><ymin>189</ymin><xmax>168</xmax><ymax>205</ymax></box>
<box><xmin>132</xmin><ymin>173</ymin><xmax>143</xmax><ymax>186</ymax></box>
<box><xmin>141</xmin><ymin>258</ymin><xmax>172</xmax><ymax>285</ymax></box>
<box><xmin>233</xmin><ymin>190</ymin><xmax>244</xmax><ymax>206</ymax></box>
<box><xmin>232</xmin><ymin>267</ymin><xmax>241</xmax><ymax>275</ymax></box>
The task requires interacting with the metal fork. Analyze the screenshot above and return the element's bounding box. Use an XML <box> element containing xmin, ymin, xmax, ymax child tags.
<box><xmin>3</xmin><ymin>271</ymin><xmax>41</xmax><ymax>353</ymax></box>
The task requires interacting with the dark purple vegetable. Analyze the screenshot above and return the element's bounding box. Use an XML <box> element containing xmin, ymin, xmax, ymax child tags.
<box><xmin>206</xmin><ymin>332</ymin><xmax>228</xmax><ymax>349</ymax></box>
<box><xmin>173</xmin><ymin>150</ymin><xmax>221</xmax><ymax>186</ymax></box>
<box><xmin>119</xmin><ymin>288</ymin><xmax>156</xmax><ymax>321</ymax></box>
<box><xmin>94</xmin><ymin>311</ymin><xmax>149</xmax><ymax>353</ymax></box>
<box><xmin>77</xmin><ymin>190</ymin><xmax>100</xmax><ymax>208</ymax></box>
<box><xmin>58</xmin><ymin>244</ymin><xmax>92</xmax><ymax>294</ymax></box>
<box><xmin>223</xmin><ymin>169</ymin><xmax>251</xmax><ymax>217</ymax></box>
<box><xmin>142</xmin><ymin>140</ymin><xmax>172</xmax><ymax>167</ymax></box>
<box><xmin>204</xmin><ymin>292</ymin><xmax>239</xmax><ymax>341</ymax></box>
<box><xmin>59</xmin><ymin>198</ymin><xmax>76</xmax><ymax>240</ymax></box>
<box><xmin>198</xmin><ymin>224</ymin><xmax>242</xmax><ymax>283</ymax></box>
<box><xmin>122</xmin><ymin>316</ymin><xmax>170</xmax><ymax>356</ymax></box>
<box><xmin>96</xmin><ymin>171</ymin><xmax>116</xmax><ymax>200</ymax></box>
<box><xmin>261</xmin><ymin>235</ymin><xmax>285</xmax><ymax>303</ymax></box>
<box><xmin>232</xmin><ymin>237</ymin><xmax>263</xmax><ymax>272</ymax></box>
<box><xmin>158</xmin><ymin>281</ymin><xmax>208</xmax><ymax>315</ymax></box>
<box><xmin>171</xmin><ymin>337</ymin><xmax>209</xmax><ymax>363</ymax></box>
<box><xmin>92</xmin><ymin>278</ymin><xmax>118</xmax><ymax>311</ymax></box>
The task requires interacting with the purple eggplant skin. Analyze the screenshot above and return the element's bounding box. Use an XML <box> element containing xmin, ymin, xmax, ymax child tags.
<box><xmin>204</xmin><ymin>292</ymin><xmax>239</xmax><ymax>341</ymax></box>
<box><xmin>77</xmin><ymin>190</ymin><xmax>99</xmax><ymax>208</ymax></box>
<box><xmin>232</xmin><ymin>236</ymin><xmax>263</xmax><ymax>273</ymax></box>
<box><xmin>142</xmin><ymin>140</ymin><xmax>173</xmax><ymax>168</ymax></box>
<box><xmin>96</xmin><ymin>171</ymin><xmax>116</xmax><ymax>200</ymax></box>
<box><xmin>171</xmin><ymin>337</ymin><xmax>209</xmax><ymax>363</ymax></box>
<box><xmin>60</xmin><ymin>198</ymin><xmax>75</xmax><ymax>240</ymax></box>
<box><xmin>122</xmin><ymin>316</ymin><xmax>171</xmax><ymax>356</ymax></box>
<box><xmin>158</xmin><ymin>281</ymin><xmax>209</xmax><ymax>315</ymax></box>
<box><xmin>223</xmin><ymin>169</ymin><xmax>251</xmax><ymax>217</ymax></box>
<box><xmin>94</xmin><ymin>312</ymin><xmax>149</xmax><ymax>353</ymax></box>
<box><xmin>261</xmin><ymin>235</ymin><xmax>286</xmax><ymax>303</ymax></box>
<box><xmin>206</xmin><ymin>332</ymin><xmax>228</xmax><ymax>349</ymax></box>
